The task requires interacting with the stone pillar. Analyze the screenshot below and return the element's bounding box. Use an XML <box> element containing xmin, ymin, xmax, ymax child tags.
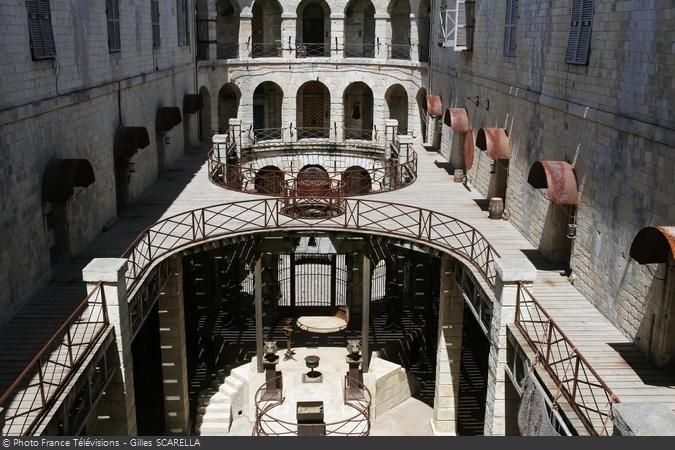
<box><xmin>384</xmin><ymin>119</ymin><xmax>398</xmax><ymax>158</ymax></box>
<box><xmin>398</xmin><ymin>134</ymin><xmax>413</xmax><ymax>164</ymax></box>
<box><xmin>158</xmin><ymin>256</ymin><xmax>189</xmax><ymax>434</ymax></box>
<box><xmin>82</xmin><ymin>258</ymin><xmax>137</xmax><ymax>436</ymax></box>
<box><xmin>254</xmin><ymin>258</ymin><xmax>264</xmax><ymax>373</ymax></box>
<box><xmin>330</xmin><ymin>14</ymin><xmax>344</xmax><ymax>58</ymax></box>
<box><xmin>361</xmin><ymin>255</ymin><xmax>372</xmax><ymax>372</ymax></box>
<box><xmin>332</xmin><ymin>93</ymin><xmax>344</xmax><ymax>142</ymax></box>
<box><xmin>374</xmin><ymin>13</ymin><xmax>389</xmax><ymax>60</ymax></box>
<box><xmin>409</xmin><ymin>13</ymin><xmax>419</xmax><ymax>62</ymax></box>
<box><xmin>373</xmin><ymin>96</ymin><xmax>387</xmax><ymax>145</ymax></box>
<box><xmin>484</xmin><ymin>257</ymin><xmax>537</xmax><ymax>435</ymax></box>
<box><xmin>282</xmin><ymin>93</ymin><xmax>295</xmax><ymax>142</ymax></box>
<box><xmin>281</xmin><ymin>13</ymin><xmax>297</xmax><ymax>59</ymax></box>
<box><xmin>432</xmin><ymin>257</ymin><xmax>464</xmax><ymax>435</ymax></box>
<box><xmin>239</xmin><ymin>13</ymin><xmax>253</xmax><ymax>59</ymax></box>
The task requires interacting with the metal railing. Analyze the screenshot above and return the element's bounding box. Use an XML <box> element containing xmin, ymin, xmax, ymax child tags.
<box><xmin>0</xmin><ymin>283</ymin><xmax>110</xmax><ymax>436</ymax></box>
<box><xmin>343</xmin><ymin>127</ymin><xmax>373</xmax><ymax>141</ymax></box>
<box><xmin>515</xmin><ymin>283</ymin><xmax>620</xmax><ymax>436</ymax></box>
<box><xmin>343</xmin><ymin>43</ymin><xmax>375</xmax><ymax>58</ymax></box>
<box><xmin>295</xmin><ymin>127</ymin><xmax>330</xmax><ymax>140</ymax></box>
<box><xmin>281</xmin><ymin>178</ymin><xmax>345</xmax><ymax>219</ymax></box>
<box><xmin>253</xmin><ymin>128</ymin><xmax>283</xmax><ymax>142</ymax></box>
<box><xmin>121</xmin><ymin>198</ymin><xmax>500</xmax><ymax>298</ymax></box>
<box><xmin>251</xmin><ymin>42</ymin><xmax>282</xmax><ymax>58</ymax></box>
<box><xmin>252</xmin><ymin>375</ymin><xmax>371</xmax><ymax>436</ymax></box>
<box><xmin>388</xmin><ymin>43</ymin><xmax>411</xmax><ymax>60</ymax></box>
<box><xmin>295</xmin><ymin>42</ymin><xmax>329</xmax><ymax>57</ymax></box>
<box><xmin>207</xmin><ymin>146</ymin><xmax>417</xmax><ymax>197</ymax></box>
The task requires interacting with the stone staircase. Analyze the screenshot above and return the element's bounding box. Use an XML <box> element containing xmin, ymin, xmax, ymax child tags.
<box><xmin>195</xmin><ymin>366</ymin><xmax>249</xmax><ymax>435</ymax></box>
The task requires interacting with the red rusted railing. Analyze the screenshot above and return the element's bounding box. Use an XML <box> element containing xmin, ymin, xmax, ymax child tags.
<box><xmin>515</xmin><ymin>283</ymin><xmax>620</xmax><ymax>436</ymax></box>
<box><xmin>121</xmin><ymin>198</ymin><xmax>499</xmax><ymax>299</ymax></box>
<box><xmin>0</xmin><ymin>283</ymin><xmax>110</xmax><ymax>436</ymax></box>
<box><xmin>207</xmin><ymin>148</ymin><xmax>417</xmax><ymax>197</ymax></box>
<box><xmin>252</xmin><ymin>374</ymin><xmax>371</xmax><ymax>436</ymax></box>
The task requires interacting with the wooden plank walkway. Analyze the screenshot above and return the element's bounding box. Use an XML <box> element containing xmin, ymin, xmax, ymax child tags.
<box><xmin>1</xmin><ymin>143</ymin><xmax>673</xmax><ymax>428</ymax></box>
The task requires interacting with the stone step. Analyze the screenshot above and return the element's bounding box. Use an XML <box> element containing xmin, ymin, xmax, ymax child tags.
<box><xmin>198</xmin><ymin>422</ymin><xmax>231</xmax><ymax>436</ymax></box>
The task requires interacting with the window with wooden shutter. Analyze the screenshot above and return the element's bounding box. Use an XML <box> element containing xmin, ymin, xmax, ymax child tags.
<box><xmin>439</xmin><ymin>0</ymin><xmax>474</xmax><ymax>51</ymax></box>
<box><xmin>26</xmin><ymin>0</ymin><xmax>56</xmax><ymax>60</ymax></box>
<box><xmin>503</xmin><ymin>0</ymin><xmax>518</xmax><ymax>57</ymax></box>
<box><xmin>455</xmin><ymin>0</ymin><xmax>475</xmax><ymax>51</ymax></box>
<box><xmin>151</xmin><ymin>0</ymin><xmax>160</xmax><ymax>48</ymax></box>
<box><xmin>106</xmin><ymin>0</ymin><xmax>121</xmax><ymax>53</ymax></box>
<box><xmin>438</xmin><ymin>1</ymin><xmax>457</xmax><ymax>48</ymax></box>
<box><xmin>177</xmin><ymin>0</ymin><xmax>189</xmax><ymax>46</ymax></box>
<box><xmin>565</xmin><ymin>0</ymin><xmax>594</xmax><ymax>65</ymax></box>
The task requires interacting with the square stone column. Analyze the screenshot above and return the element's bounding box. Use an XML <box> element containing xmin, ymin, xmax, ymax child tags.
<box><xmin>409</xmin><ymin>13</ymin><xmax>419</xmax><ymax>62</ymax></box>
<box><xmin>330</xmin><ymin>14</ymin><xmax>345</xmax><ymax>58</ymax></box>
<box><xmin>158</xmin><ymin>256</ymin><xmax>190</xmax><ymax>434</ymax></box>
<box><xmin>484</xmin><ymin>257</ymin><xmax>537</xmax><ymax>435</ymax></box>
<box><xmin>361</xmin><ymin>255</ymin><xmax>372</xmax><ymax>372</ymax></box>
<box><xmin>398</xmin><ymin>134</ymin><xmax>413</xmax><ymax>164</ymax></box>
<box><xmin>331</xmin><ymin>96</ymin><xmax>344</xmax><ymax>142</ymax></box>
<box><xmin>374</xmin><ymin>13</ymin><xmax>389</xmax><ymax>60</ymax></box>
<box><xmin>239</xmin><ymin>13</ymin><xmax>253</xmax><ymax>59</ymax></box>
<box><xmin>432</xmin><ymin>256</ymin><xmax>464</xmax><ymax>435</ymax></box>
<box><xmin>281</xmin><ymin>14</ymin><xmax>297</xmax><ymax>59</ymax></box>
<box><xmin>82</xmin><ymin>258</ymin><xmax>137</xmax><ymax>436</ymax></box>
<box><xmin>384</xmin><ymin>119</ymin><xmax>398</xmax><ymax>158</ymax></box>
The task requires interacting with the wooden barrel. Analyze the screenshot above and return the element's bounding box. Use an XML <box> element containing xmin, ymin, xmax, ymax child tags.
<box><xmin>453</xmin><ymin>169</ymin><xmax>465</xmax><ymax>183</ymax></box>
<box><xmin>488</xmin><ymin>197</ymin><xmax>504</xmax><ymax>219</ymax></box>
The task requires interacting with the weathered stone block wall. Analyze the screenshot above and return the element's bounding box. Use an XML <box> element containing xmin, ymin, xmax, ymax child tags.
<box><xmin>0</xmin><ymin>1</ymin><xmax>198</xmax><ymax>326</ymax></box>
<box><xmin>427</xmin><ymin>0</ymin><xmax>675</xmax><ymax>350</ymax></box>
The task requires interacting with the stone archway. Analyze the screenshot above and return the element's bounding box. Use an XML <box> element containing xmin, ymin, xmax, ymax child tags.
<box><xmin>252</xmin><ymin>0</ymin><xmax>282</xmax><ymax>57</ymax></box>
<box><xmin>252</xmin><ymin>81</ymin><xmax>283</xmax><ymax>140</ymax></box>
<box><xmin>216</xmin><ymin>0</ymin><xmax>240</xmax><ymax>58</ymax></box>
<box><xmin>296</xmin><ymin>0</ymin><xmax>331</xmax><ymax>57</ymax></box>
<box><xmin>254</xmin><ymin>165</ymin><xmax>284</xmax><ymax>194</ymax></box>
<box><xmin>388</xmin><ymin>0</ymin><xmax>410</xmax><ymax>59</ymax></box>
<box><xmin>342</xmin><ymin>166</ymin><xmax>372</xmax><ymax>195</ymax></box>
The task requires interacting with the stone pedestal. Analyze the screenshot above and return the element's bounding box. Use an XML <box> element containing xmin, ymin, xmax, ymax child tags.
<box><xmin>82</xmin><ymin>258</ymin><xmax>137</xmax><ymax>436</ymax></box>
<box><xmin>484</xmin><ymin>257</ymin><xmax>537</xmax><ymax>435</ymax></box>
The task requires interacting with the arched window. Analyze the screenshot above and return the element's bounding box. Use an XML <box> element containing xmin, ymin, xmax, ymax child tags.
<box><xmin>216</xmin><ymin>0</ymin><xmax>240</xmax><ymax>58</ymax></box>
<box><xmin>388</xmin><ymin>0</ymin><xmax>410</xmax><ymax>59</ymax></box>
<box><xmin>385</xmin><ymin>84</ymin><xmax>409</xmax><ymax>135</ymax></box>
<box><xmin>296</xmin><ymin>81</ymin><xmax>331</xmax><ymax>139</ymax></box>
<box><xmin>252</xmin><ymin>82</ymin><xmax>283</xmax><ymax>140</ymax></box>
<box><xmin>296</xmin><ymin>0</ymin><xmax>331</xmax><ymax>57</ymax></box>
<box><xmin>343</xmin><ymin>82</ymin><xmax>374</xmax><ymax>141</ymax></box>
<box><xmin>344</xmin><ymin>0</ymin><xmax>375</xmax><ymax>57</ymax></box>
<box><xmin>252</xmin><ymin>0</ymin><xmax>282</xmax><ymax>57</ymax></box>
<box><xmin>218</xmin><ymin>83</ymin><xmax>240</xmax><ymax>133</ymax></box>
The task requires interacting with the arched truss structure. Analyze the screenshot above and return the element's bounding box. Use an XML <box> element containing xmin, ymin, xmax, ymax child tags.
<box><xmin>122</xmin><ymin>198</ymin><xmax>500</xmax><ymax>301</ymax></box>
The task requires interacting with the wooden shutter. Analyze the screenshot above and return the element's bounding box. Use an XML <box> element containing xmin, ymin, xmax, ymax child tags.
<box><xmin>503</xmin><ymin>0</ymin><xmax>518</xmax><ymax>57</ymax></box>
<box><xmin>566</xmin><ymin>0</ymin><xmax>593</xmax><ymax>65</ymax></box>
<box><xmin>106</xmin><ymin>0</ymin><xmax>121</xmax><ymax>52</ymax></box>
<box><xmin>455</xmin><ymin>0</ymin><xmax>475</xmax><ymax>51</ymax></box>
<box><xmin>27</xmin><ymin>0</ymin><xmax>56</xmax><ymax>59</ymax></box>
<box><xmin>438</xmin><ymin>2</ymin><xmax>457</xmax><ymax>47</ymax></box>
<box><xmin>151</xmin><ymin>0</ymin><xmax>160</xmax><ymax>48</ymax></box>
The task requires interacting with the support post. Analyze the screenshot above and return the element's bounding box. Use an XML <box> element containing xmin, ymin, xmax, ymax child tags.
<box><xmin>484</xmin><ymin>257</ymin><xmax>537</xmax><ymax>435</ymax></box>
<box><xmin>255</xmin><ymin>258</ymin><xmax>264</xmax><ymax>373</ymax></box>
<box><xmin>432</xmin><ymin>257</ymin><xmax>464</xmax><ymax>435</ymax></box>
<box><xmin>82</xmin><ymin>258</ymin><xmax>137</xmax><ymax>435</ymax></box>
<box><xmin>158</xmin><ymin>256</ymin><xmax>189</xmax><ymax>434</ymax></box>
<box><xmin>361</xmin><ymin>255</ymin><xmax>372</xmax><ymax>372</ymax></box>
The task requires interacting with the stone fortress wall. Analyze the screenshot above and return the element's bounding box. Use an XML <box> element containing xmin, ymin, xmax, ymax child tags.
<box><xmin>426</xmin><ymin>0</ymin><xmax>675</xmax><ymax>357</ymax></box>
<box><xmin>0</xmin><ymin>0</ymin><xmax>198</xmax><ymax>324</ymax></box>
